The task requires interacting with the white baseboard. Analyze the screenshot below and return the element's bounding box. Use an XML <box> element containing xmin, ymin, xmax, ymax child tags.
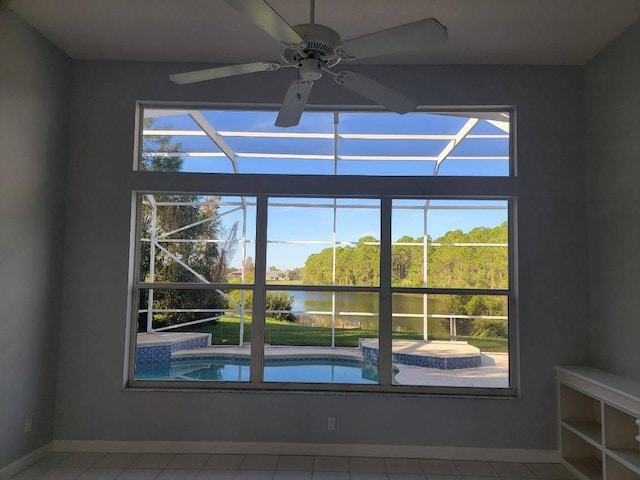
<box><xmin>52</xmin><ymin>440</ymin><xmax>559</xmax><ymax>463</ymax></box>
<box><xmin>0</xmin><ymin>443</ymin><xmax>52</xmax><ymax>480</ymax></box>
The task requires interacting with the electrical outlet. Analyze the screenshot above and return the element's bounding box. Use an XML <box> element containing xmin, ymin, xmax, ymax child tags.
<box><xmin>327</xmin><ymin>416</ymin><xmax>336</xmax><ymax>431</ymax></box>
<box><xmin>24</xmin><ymin>417</ymin><xmax>32</xmax><ymax>433</ymax></box>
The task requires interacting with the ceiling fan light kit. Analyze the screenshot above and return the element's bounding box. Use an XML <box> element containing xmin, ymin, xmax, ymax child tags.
<box><xmin>170</xmin><ymin>0</ymin><xmax>448</xmax><ymax>127</ymax></box>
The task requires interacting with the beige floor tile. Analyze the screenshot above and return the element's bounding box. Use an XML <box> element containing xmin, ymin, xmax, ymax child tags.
<box><xmin>59</xmin><ymin>455</ymin><xmax>106</xmax><ymax>469</ymax></box>
<box><xmin>276</xmin><ymin>456</ymin><xmax>314</xmax><ymax>471</ymax></box>
<box><xmin>349</xmin><ymin>457</ymin><xmax>386</xmax><ymax>473</ymax></box>
<box><xmin>525</xmin><ymin>463</ymin><xmax>576</xmax><ymax>479</ymax></box>
<box><xmin>202</xmin><ymin>455</ymin><xmax>244</xmax><ymax>470</ymax></box>
<box><xmin>489</xmin><ymin>462</ymin><xmax>536</xmax><ymax>479</ymax></box>
<box><xmin>454</xmin><ymin>461</ymin><xmax>497</xmax><ymax>477</ymax></box>
<box><xmin>233</xmin><ymin>471</ymin><xmax>275</xmax><ymax>480</ymax></box>
<box><xmin>34</xmin><ymin>454</ymin><xmax>73</xmax><ymax>469</ymax></box>
<box><xmin>239</xmin><ymin>455</ymin><xmax>279</xmax><ymax>471</ymax></box>
<box><xmin>350</xmin><ymin>473</ymin><xmax>388</xmax><ymax>480</ymax></box>
<box><xmin>273</xmin><ymin>471</ymin><xmax>312</xmax><ymax>479</ymax></box>
<box><xmin>155</xmin><ymin>470</ymin><xmax>198</xmax><ymax>480</ymax></box>
<box><xmin>387</xmin><ymin>474</ymin><xmax>426</xmax><ymax>480</ymax></box>
<box><xmin>114</xmin><ymin>469</ymin><xmax>162</xmax><ymax>480</ymax></box>
<box><xmin>424</xmin><ymin>475</ymin><xmax>463</xmax><ymax>480</ymax></box>
<box><xmin>39</xmin><ymin>467</ymin><xmax>87</xmax><ymax>480</ymax></box>
<box><xmin>310</xmin><ymin>472</ymin><xmax>349</xmax><ymax>480</ymax></box>
<box><xmin>10</xmin><ymin>465</ymin><xmax>52</xmax><ymax>480</ymax></box>
<box><xmin>129</xmin><ymin>455</ymin><xmax>175</xmax><ymax>470</ymax></box>
<box><xmin>193</xmin><ymin>471</ymin><xmax>236</xmax><ymax>480</ymax></box>
<box><xmin>385</xmin><ymin>459</ymin><xmax>423</xmax><ymax>474</ymax></box>
<box><xmin>93</xmin><ymin>455</ymin><xmax>141</xmax><ymax>469</ymax></box>
<box><xmin>418</xmin><ymin>459</ymin><xmax>460</xmax><ymax>475</ymax></box>
<box><xmin>312</xmin><ymin>457</ymin><xmax>349</xmax><ymax>472</ymax></box>
<box><xmin>77</xmin><ymin>469</ymin><xmax>124</xmax><ymax>480</ymax></box>
<box><xmin>165</xmin><ymin>455</ymin><xmax>210</xmax><ymax>470</ymax></box>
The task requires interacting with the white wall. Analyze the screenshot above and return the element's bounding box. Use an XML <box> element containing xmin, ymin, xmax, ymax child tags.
<box><xmin>586</xmin><ymin>20</ymin><xmax>640</xmax><ymax>382</ymax></box>
<box><xmin>52</xmin><ymin>60</ymin><xmax>589</xmax><ymax>452</ymax></box>
<box><xmin>0</xmin><ymin>10</ymin><xmax>71</xmax><ymax>468</ymax></box>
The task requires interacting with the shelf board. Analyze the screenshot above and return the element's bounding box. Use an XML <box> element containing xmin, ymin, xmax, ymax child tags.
<box><xmin>562</xmin><ymin>421</ymin><xmax>603</xmax><ymax>446</ymax></box>
<box><xmin>557</xmin><ymin>367</ymin><xmax>640</xmax><ymax>417</ymax></box>
<box><xmin>564</xmin><ymin>457</ymin><xmax>603</xmax><ymax>480</ymax></box>
<box><xmin>608</xmin><ymin>449</ymin><xmax>640</xmax><ymax>475</ymax></box>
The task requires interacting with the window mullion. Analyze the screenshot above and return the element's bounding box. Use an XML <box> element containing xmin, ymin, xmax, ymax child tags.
<box><xmin>508</xmin><ymin>198</ymin><xmax>518</xmax><ymax>390</ymax></box>
<box><xmin>250</xmin><ymin>195</ymin><xmax>268</xmax><ymax>386</ymax></box>
<box><xmin>378</xmin><ymin>197</ymin><xmax>393</xmax><ymax>388</ymax></box>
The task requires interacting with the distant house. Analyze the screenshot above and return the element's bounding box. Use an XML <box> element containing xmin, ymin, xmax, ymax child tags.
<box><xmin>266</xmin><ymin>269</ymin><xmax>287</xmax><ymax>281</ymax></box>
<box><xmin>226</xmin><ymin>270</ymin><xmax>243</xmax><ymax>279</ymax></box>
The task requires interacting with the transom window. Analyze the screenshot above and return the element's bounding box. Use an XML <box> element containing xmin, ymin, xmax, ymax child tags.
<box><xmin>138</xmin><ymin>109</ymin><xmax>511</xmax><ymax>176</ymax></box>
<box><xmin>129</xmin><ymin>106</ymin><xmax>515</xmax><ymax>395</ymax></box>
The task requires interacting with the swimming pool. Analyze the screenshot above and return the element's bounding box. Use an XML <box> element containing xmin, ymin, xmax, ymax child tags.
<box><xmin>135</xmin><ymin>357</ymin><xmax>380</xmax><ymax>384</ymax></box>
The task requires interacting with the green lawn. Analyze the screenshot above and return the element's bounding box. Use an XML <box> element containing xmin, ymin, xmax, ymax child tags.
<box><xmin>181</xmin><ymin>315</ymin><xmax>508</xmax><ymax>352</ymax></box>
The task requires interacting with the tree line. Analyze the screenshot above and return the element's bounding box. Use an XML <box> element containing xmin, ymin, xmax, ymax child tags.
<box><xmin>303</xmin><ymin>223</ymin><xmax>509</xmax><ymax>336</ymax></box>
<box><xmin>303</xmin><ymin>223</ymin><xmax>508</xmax><ymax>289</ymax></box>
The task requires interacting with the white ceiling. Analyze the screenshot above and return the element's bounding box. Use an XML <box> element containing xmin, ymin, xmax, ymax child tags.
<box><xmin>7</xmin><ymin>0</ymin><xmax>640</xmax><ymax>65</ymax></box>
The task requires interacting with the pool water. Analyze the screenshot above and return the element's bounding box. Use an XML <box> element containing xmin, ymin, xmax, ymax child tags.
<box><xmin>135</xmin><ymin>357</ymin><xmax>380</xmax><ymax>384</ymax></box>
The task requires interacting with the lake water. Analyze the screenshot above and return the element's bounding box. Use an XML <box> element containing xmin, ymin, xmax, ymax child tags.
<box><xmin>283</xmin><ymin>290</ymin><xmax>450</xmax><ymax>337</ymax></box>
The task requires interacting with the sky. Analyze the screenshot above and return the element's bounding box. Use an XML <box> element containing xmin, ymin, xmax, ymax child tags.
<box><xmin>143</xmin><ymin>109</ymin><xmax>510</xmax><ymax>270</ymax></box>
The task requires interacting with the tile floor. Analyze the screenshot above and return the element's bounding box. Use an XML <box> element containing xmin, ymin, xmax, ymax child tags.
<box><xmin>10</xmin><ymin>452</ymin><xmax>577</xmax><ymax>480</ymax></box>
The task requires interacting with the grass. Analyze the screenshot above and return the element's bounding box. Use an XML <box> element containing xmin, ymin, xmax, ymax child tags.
<box><xmin>266</xmin><ymin>279</ymin><xmax>304</xmax><ymax>285</ymax></box>
<box><xmin>430</xmin><ymin>335</ymin><xmax>508</xmax><ymax>352</ymax></box>
<box><xmin>180</xmin><ymin>315</ymin><xmax>508</xmax><ymax>352</ymax></box>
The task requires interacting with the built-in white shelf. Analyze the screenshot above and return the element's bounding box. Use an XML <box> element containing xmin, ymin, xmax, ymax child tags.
<box><xmin>558</xmin><ymin>367</ymin><xmax>640</xmax><ymax>480</ymax></box>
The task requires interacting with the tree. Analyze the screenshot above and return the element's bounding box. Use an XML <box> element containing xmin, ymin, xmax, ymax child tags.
<box><xmin>392</xmin><ymin>235</ymin><xmax>427</xmax><ymax>286</ymax></box>
<box><xmin>139</xmin><ymin>118</ymin><xmax>183</xmax><ymax>172</ymax></box>
<box><xmin>265</xmin><ymin>291</ymin><xmax>297</xmax><ymax>322</ymax></box>
<box><xmin>288</xmin><ymin>267</ymin><xmax>302</xmax><ymax>280</ymax></box>
<box><xmin>138</xmin><ymin>119</ymin><xmax>231</xmax><ymax>330</ymax></box>
<box><xmin>428</xmin><ymin>223</ymin><xmax>508</xmax><ymax>290</ymax></box>
<box><xmin>244</xmin><ymin>257</ymin><xmax>255</xmax><ymax>276</ymax></box>
<box><xmin>303</xmin><ymin>248</ymin><xmax>333</xmax><ymax>284</ymax></box>
<box><xmin>352</xmin><ymin>236</ymin><xmax>380</xmax><ymax>285</ymax></box>
<box><xmin>303</xmin><ymin>236</ymin><xmax>380</xmax><ymax>286</ymax></box>
<box><xmin>430</xmin><ymin>223</ymin><xmax>509</xmax><ymax>335</ymax></box>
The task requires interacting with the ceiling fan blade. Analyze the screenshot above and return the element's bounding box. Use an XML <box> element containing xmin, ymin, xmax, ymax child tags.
<box><xmin>224</xmin><ymin>0</ymin><xmax>304</xmax><ymax>47</ymax></box>
<box><xmin>170</xmin><ymin>62</ymin><xmax>280</xmax><ymax>85</ymax></box>
<box><xmin>275</xmin><ymin>80</ymin><xmax>314</xmax><ymax>128</ymax></box>
<box><xmin>334</xmin><ymin>71</ymin><xmax>417</xmax><ymax>114</ymax></box>
<box><xmin>341</xmin><ymin>18</ymin><xmax>447</xmax><ymax>60</ymax></box>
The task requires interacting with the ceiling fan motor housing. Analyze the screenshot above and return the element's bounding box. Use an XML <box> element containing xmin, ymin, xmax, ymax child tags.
<box><xmin>287</xmin><ymin>24</ymin><xmax>343</xmax><ymax>80</ymax></box>
<box><xmin>293</xmin><ymin>24</ymin><xmax>341</xmax><ymax>56</ymax></box>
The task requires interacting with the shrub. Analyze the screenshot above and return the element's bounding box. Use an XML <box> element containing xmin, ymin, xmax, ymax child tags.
<box><xmin>471</xmin><ymin>319</ymin><xmax>508</xmax><ymax>338</ymax></box>
<box><xmin>266</xmin><ymin>291</ymin><xmax>297</xmax><ymax>322</ymax></box>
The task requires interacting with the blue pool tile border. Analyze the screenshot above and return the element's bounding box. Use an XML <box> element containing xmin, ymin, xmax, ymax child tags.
<box><xmin>362</xmin><ymin>345</ymin><xmax>481</xmax><ymax>370</ymax></box>
<box><xmin>136</xmin><ymin>334</ymin><xmax>211</xmax><ymax>364</ymax></box>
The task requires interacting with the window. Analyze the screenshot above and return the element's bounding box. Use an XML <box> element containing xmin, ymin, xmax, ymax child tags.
<box><xmin>129</xmin><ymin>106</ymin><xmax>515</xmax><ymax>394</ymax></box>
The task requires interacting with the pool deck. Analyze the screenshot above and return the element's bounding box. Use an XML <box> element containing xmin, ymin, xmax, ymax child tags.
<box><xmin>362</xmin><ymin>339</ymin><xmax>481</xmax><ymax>357</ymax></box>
<box><xmin>137</xmin><ymin>332</ymin><xmax>211</xmax><ymax>346</ymax></box>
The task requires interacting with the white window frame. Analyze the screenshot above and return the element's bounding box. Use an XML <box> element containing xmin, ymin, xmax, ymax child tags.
<box><xmin>127</xmin><ymin>103</ymin><xmax>519</xmax><ymax>396</ymax></box>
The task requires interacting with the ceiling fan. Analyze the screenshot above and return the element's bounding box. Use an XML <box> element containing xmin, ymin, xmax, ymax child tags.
<box><xmin>170</xmin><ymin>0</ymin><xmax>448</xmax><ymax>127</ymax></box>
